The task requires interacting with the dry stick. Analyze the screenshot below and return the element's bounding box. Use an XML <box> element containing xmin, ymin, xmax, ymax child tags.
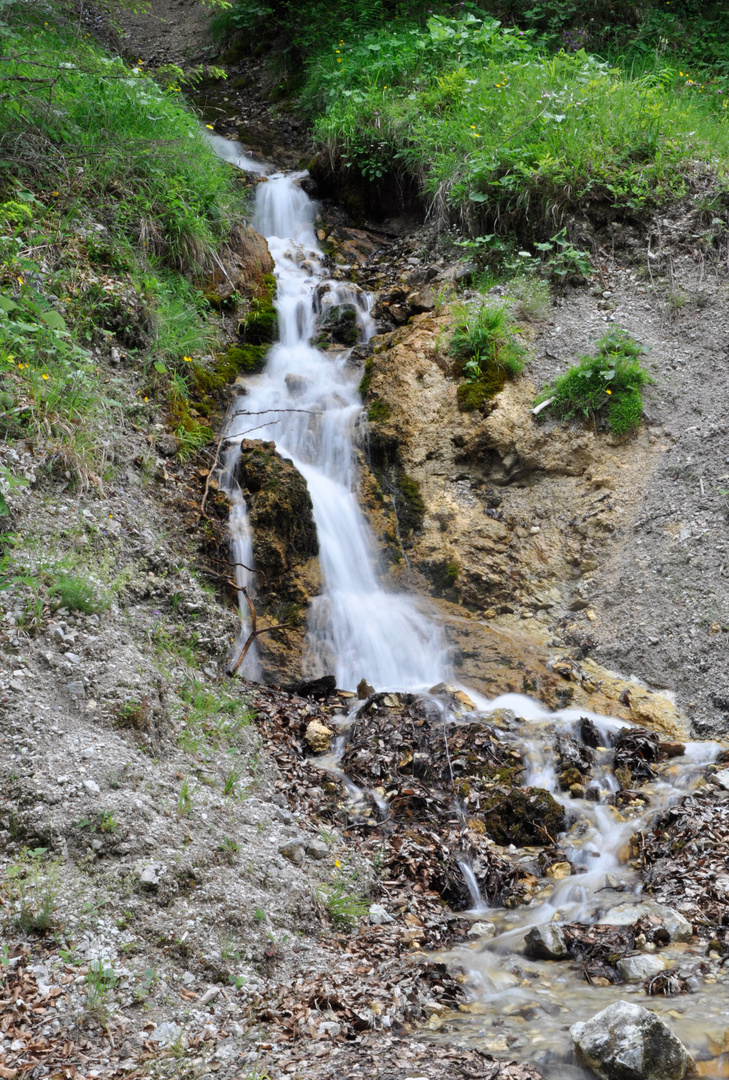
<box><xmin>228</xmin><ymin>585</ymin><xmax>292</xmax><ymax>677</ymax></box>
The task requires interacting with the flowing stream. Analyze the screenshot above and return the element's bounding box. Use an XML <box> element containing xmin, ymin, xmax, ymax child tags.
<box><xmin>211</xmin><ymin>146</ymin><xmax>729</xmax><ymax>1078</ymax></box>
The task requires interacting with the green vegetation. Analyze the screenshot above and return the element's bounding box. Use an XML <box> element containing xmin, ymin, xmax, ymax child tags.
<box><xmin>309</xmin><ymin>13</ymin><xmax>729</xmax><ymax>231</ymax></box>
<box><xmin>0</xmin><ymin>3</ymin><xmax>249</xmax><ymax>480</ymax></box>
<box><xmin>317</xmin><ymin>860</ymin><xmax>370</xmax><ymax>928</ymax></box>
<box><xmin>3</xmin><ymin>847</ymin><xmax>60</xmax><ymax>934</ymax></box>
<box><xmin>449</xmin><ymin>300</ymin><xmax>525</xmax><ymax>410</ymax></box>
<box><xmin>536</xmin><ymin>328</ymin><xmax>653</xmax><ymax>435</ymax></box>
<box><xmin>49</xmin><ymin>572</ymin><xmax>106</xmax><ymax>614</ymax></box>
<box><xmin>175</xmin><ymin>677</ymin><xmax>254</xmax><ymax>753</ymax></box>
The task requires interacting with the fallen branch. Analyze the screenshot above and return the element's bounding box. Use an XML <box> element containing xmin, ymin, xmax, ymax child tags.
<box><xmin>531</xmin><ymin>396</ymin><xmax>555</xmax><ymax>417</ymax></box>
<box><xmin>227</xmin><ymin>586</ymin><xmax>293</xmax><ymax>677</ymax></box>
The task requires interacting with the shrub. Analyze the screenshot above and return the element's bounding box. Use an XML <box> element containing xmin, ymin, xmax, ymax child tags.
<box><xmin>536</xmin><ymin>328</ymin><xmax>652</xmax><ymax>435</ymax></box>
<box><xmin>49</xmin><ymin>573</ymin><xmax>105</xmax><ymax>614</ymax></box>
<box><xmin>449</xmin><ymin>301</ymin><xmax>525</xmax><ymax>411</ymax></box>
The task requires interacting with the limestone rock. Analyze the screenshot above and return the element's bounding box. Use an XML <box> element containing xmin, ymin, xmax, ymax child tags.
<box><xmin>206</xmin><ymin>224</ymin><xmax>274</xmax><ymax>301</ymax></box>
<box><xmin>571</xmin><ymin>1000</ymin><xmax>691</xmax><ymax>1080</ymax></box>
<box><xmin>467</xmin><ymin>921</ymin><xmax>496</xmax><ymax>939</ymax></box>
<box><xmin>368</xmin><ymin>903</ymin><xmax>395</xmax><ymax>925</ymax></box>
<box><xmin>304</xmin><ymin>839</ymin><xmax>329</xmax><ymax>860</ymax></box>
<box><xmin>305</xmin><ymin>719</ymin><xmax>333</xmax><ymax>754</ymax></box>
<box><xmin>357</xmin><ymin>678</ymin><xmax>375</xmax><ymax>699</ymax></box>
<box><xmin>524</xmin><ymin>923</ymin><xmax>569</xmax><ymax>960</ymax></box>
<box><xmin>279</xmin><ymin>840</ymin><xmax>306</xmax><ymax>866</ymax></box>
<box><xmin>599</xmin><ymin>902</ymin><xmax>692</xmax><ymax>943</ymax></box>
<box><xmin>616</xmin><ymin>954</ymin><xmax>666</xmax><ymax>983</ymax></box>
<box><xmin>545</xmin><ymin>860</ymin><xmax>572</xmax><ymax>880</ymax></box>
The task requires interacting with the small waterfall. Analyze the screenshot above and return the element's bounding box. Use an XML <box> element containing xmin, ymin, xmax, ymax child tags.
<box><xmin>219</xmin><ymin>167</ymin><xmax>447</xmax><ymax>690</ymax></box>
<box><xmin>457</xmin><ymin>856</ymin><xmax>490</xmax><ymax>915</ymax></box>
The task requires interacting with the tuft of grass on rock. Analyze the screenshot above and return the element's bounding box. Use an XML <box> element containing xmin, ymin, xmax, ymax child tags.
<box><xmin>449</xmin><ymin>300</ymin><xmax>525</xmax><ymax>411</ymax></box>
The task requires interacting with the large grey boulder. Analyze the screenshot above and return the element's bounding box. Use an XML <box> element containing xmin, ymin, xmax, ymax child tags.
<box><xmin>524</xmin><ymin>923</ymin><xmax>570</xmax><ymax>960</ymax></box>
<box><xmin>598</xmin><ymin>901</ymin><xmax>692</xmax><ymax>943</ymax></box>
<box><xmin>571</xmin><ymin>1000</ymin><xmax>691</xmax><ymax>1080</ymax></box>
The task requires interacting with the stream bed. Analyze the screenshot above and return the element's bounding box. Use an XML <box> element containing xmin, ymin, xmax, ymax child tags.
<box><xmin>210</xmin><ymin>141</ymin><xmax>729</xmax><ymax>1079</ymax></box>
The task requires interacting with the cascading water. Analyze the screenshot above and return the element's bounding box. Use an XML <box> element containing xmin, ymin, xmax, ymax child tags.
<box><xmin>220</xmin><ymin>168</ymin><xmax>447</xmax><ymax>689</ymax></box>
<box><xmin>210</xmin><ymin>143</ymin><xmax>727</xmax><ymax>1078</ymax></box>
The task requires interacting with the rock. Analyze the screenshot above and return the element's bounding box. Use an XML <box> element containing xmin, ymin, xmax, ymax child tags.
<box><xmin>279</xmin><ymin>840</ymin><xmax>306</xmax><ymax>866</ymax></box>
<box><xmin>713</xmin><ymin>768</ymin><xmax>729</xmax><ymax>791</ymax></box>
<box><xmin>67</xmin><ymin>680</ymin><xmax>85</xmax><ymax>698</ymax></box>
<box><xmin>454</xmin><ymin>260</ymin><xmax>477</xmax><ymax>284</ymax></box>
<box><xmin>318</xmin><ymin>1020</ymin><xmax>342</xmax><ymax>1037</ymax></box>
<box><xmin>292</xmin><ymin>675</ymin><xmax>336</xmax><ymax>699</ymax></box>
<box><xmin>149</xmin><ymin>1022</ymin><xmax>182</xmax><ymax>1047</ymax></box>
<box><xmin>304</xmin><ymin>719</ymin><xmax>333</xmax><ymax>754</ymax></box>
<box><xmin>357</xmin><ymin>677</ymin><xmax>375</xmax><ymax>699</ymax></box>
<box><xmin>524</xmin><ymin>923</ymin><xmax>570</xmax><ymax>960</ymax></box>
<box><xmin>368</xmin><ymin>903</ymin><xmax>395</xmax><ymax>925</ymax></box>
<box><xmin>304</xmin><ymin>839</ymin><xmax>328</xmax><ymax>860</ymax></box>
<box><xmin>406</xmin><ymin>286</ymin><xmax>435</xmax><ymax>313</ymax></box>
<box><xmin>467</xmin><ymin>921</ymin><xmax>496</xmax><ymax>939</ymax></box>
<box><xmin>454</xmin><ymin>690</ymin><xmax>476</xmax><ymax>712</ymax></box>
<box><xmin>318</xmin><ymin>303</ymin><xmax>359</xmax><ymax>346</ymax></box>
<box><xmin>82</xmin><ymin>779</ymin><xmax>100</xmax><ymax>796</ymax></box>
<box><xmin>545</xmin><ymin>861</ymin><xmax>572</xmax><ymax>880</ymax></box>
<box><xmin>139</xmin><ymin>863</ymin><xmax>163</xmax><ymax>887</ymax></box>
<box><xmin>284</xmin><ymin>372</ymin><xmax>311</xmax><ymax>397</ymax></box>
<box><xmin>198</xmin><ymin>986</ymin><xmax>220</xmax><ymax>1006</ymax></box>
<box><xmin>571</xmin><ymin>1000</ymin><xmax>691</xmax><ymax>1080</ymax></box>
<box><xmin>599</xmin><ymin>902</ymin><xmax>692</xmax><ymax>943</ymax></box>
<box><xmin>616</xmin><ymin>954</ymin><xmax>666</xmax><ymax>983</ymax></box>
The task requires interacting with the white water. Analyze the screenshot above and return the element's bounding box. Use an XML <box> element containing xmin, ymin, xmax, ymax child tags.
<box><xmin>209</xmin><ymin>145</ymin><xmax>728</xmax><ymax>1076</ymax></box>
<box><xmin>220</xmin><ymin>168</ymin><xmax>447</xmax><ymax>689</ymax></box>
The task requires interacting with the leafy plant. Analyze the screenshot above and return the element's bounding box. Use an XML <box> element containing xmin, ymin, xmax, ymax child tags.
<box><xmin>49</xmin><ymin>573</ymin><xmax>105</xmax><ymax>614</ymax></box>
<box><xmin>85</xmin><ymin>959</ymin><xmax>117</xmax><ymax>1012</ymax></box>
<box><xmin>536</xmin><ymin>328</ymin><xmax>653</xmax><ymax>435</ymax></box>
<box><xmin>176</xmin><ymin>777</ymin><xmax>195</xmax><ymax>818</ymax></box>
<box><xmin>5</xmin><ymin>848</ymin><xmax>60</xmax><ymax>934</ymax></box>
<box><xmin>449</xmin><ymin>300</ymin><xmax>525</xmax><ymax>411</ymax></box>
<box><xmin>316</xmin><ymin>860</ymin><xmax>369</xmax><ymax>928</ymax></box>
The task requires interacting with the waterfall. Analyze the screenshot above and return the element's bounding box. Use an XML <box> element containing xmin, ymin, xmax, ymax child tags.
<box><xmin>220</xmin><ymin>169</ymin><xmax>447</xmax><ymax>690</ymax></box>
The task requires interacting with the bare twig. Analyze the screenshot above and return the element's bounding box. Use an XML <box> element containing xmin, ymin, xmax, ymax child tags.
<box><xmin>227</xmin><ymin>585</ymin><xmax>293</xmax><ymax>676</ymax></box>
<box><xmin>531</xmin><ymin>396</ymin><xmax>555</xmax><ymax>417</ymax></box>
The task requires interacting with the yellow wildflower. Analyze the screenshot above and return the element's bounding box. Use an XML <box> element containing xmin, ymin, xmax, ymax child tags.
<box><xmin>41</xmin><ymin>373</ymin><xmax>49</xmax><ymax>380</ymax></box>
<box><xmin>606</xmin><ymin>389</ymin><xmax>612</xmax><ymax>394</ymax></box>
<box><xmin>183</xmin><ymin>355</ymin><xmax>192</xmax><ymax>362</ymax></box>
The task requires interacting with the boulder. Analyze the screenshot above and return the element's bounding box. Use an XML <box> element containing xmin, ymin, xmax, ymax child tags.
<box><xmin>599</xmin><ymin>902</ymin><xmax>692</xmax><ymax>943</ymax></box>
<box><xmin>524</xmin><ymin>923</ymin><xmax>570</xmax><ymax>960</ymax></box>
<box><xmin>616</xmin><ymin>954</ymin><xmax>665</xmax><ymax>983</ymax></box>
<box><xmin>317</xmin><ymin>303</ymin><xmax>359</xmax><ymax>347</ymax></box>
<box><xmin>467</xmin><ymin>921</ymin><xmax>496</xmax><ymax>939</ymax></box>
<box><xmin>304</xmin><ymin>719</ymin><xmax>333</xmax><ymax>753</ymax></box>
<box><xmin>571</xmin><ymin>1000</ymin><xmax>691</xmax><ymax>1080</ymax></box>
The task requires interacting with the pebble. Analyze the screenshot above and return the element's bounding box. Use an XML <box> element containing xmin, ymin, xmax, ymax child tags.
<box><xmin>368</xmin><ymin>903</ymin><xmax>395</xmax><ymax>925</ymax></box>
<box><xmin>467</xmin><ymin>921</ymin><xmax>496</xmax><ymax>939</ymax></box>
<box><xmin>279</xmin><ymin>839</ymin><xmax>306</xmax><ymax>866</ymax></box>
<box><xmin>83</xmin><ymin>779</ymin><xmax>100</xmax><ymax>795</ymax></box>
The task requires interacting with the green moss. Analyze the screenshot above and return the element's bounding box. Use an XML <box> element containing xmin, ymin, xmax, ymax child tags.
<box><xmin>240</xmin><ymin>274</ymin><xmax>278</xmax><ymax>345</ymax></box>
<box><xmin>479</xmin><ymin>787</ymin><xmax>566</xmax><ymax>846</ymax></box>
<box><xmin>457</xmin><ymin>368</ymin><xmax>508</xmax><ymax>411</ymax></box>
<box><xmin>227</xmin><ymin>344</ymin><xmax>269</xmax><ymax>373</ymax></box>
<box><xmin>359</xmin><ymin>357</ymin><xmax>374</xmax><ymax>397</ymax></box>
<box><xmin>446</xmin><ymin>561</ymin><xmax>459</xmax><ymax>584</ymax></box>
<box><xmin>367</xmin><ymin>398</ymin><xmax>391</xmax><ymax>422</ymax></box>
<box><xmin>396</xmin><ymin>473</ymin><xmax>425</xmax><ymax>533</ymax></box>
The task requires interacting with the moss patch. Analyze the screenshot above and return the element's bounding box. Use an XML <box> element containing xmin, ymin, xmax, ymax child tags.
<box><xmin>395</xmin><ymin>473</ymin><xmax>425</xmax><ymax>534</ymax></box>
<box><xmin>239</xmin><ymin>273</ymin><xmax>277</xmax><ymax>345</ymax></box>
<box><xmin>367</xmin><ymin>398</ymin><xmax>391</xmax><ymax>423</ymax></box>
<box><xmin>456</xmin><ymin>368</ymin><xmax>508</xmax><ymax>412</ymax></box>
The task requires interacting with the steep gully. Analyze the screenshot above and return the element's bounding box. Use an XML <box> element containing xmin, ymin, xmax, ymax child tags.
<box><xmin>211</xmin><ymin>146</ymin><xmax>729</xmax><ymax>1077</ymax></box>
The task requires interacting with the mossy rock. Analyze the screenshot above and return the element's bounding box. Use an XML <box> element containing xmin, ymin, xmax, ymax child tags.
<box><xmin>359</xmin><ymin>357</ymin><xmax>374</xmax><ymax>397</ymax></box>
<box><xmin>457</xmin><ymin>366</ymin><xmax>508</xmax><ymax>412</ymax></box>
<box><xmin>318</xmin><ymin>303</ymin><xmax>358</xmax><ymax>347</ymax></box>
<box><xmin>239</xmin><ymin>274</ymin><xmax>277</xmax><ymax>345</ymax></box>
<box><xmin>235</xmin><ymin>440</ymin><xmax>318</xmax><ymax>604</ymax></box>
<box><xmin>367</xmin><ymin>398</ymin><xmax>391</xmax><ymax>423</ymax></box>
<box><xmin>395</xmin><ymin>473</ymin><xmax>425</xmax><ymax>534</ymax></box>
<box><xmin>226</xmin><ymin>344</ymin><xmax>269</xmax><ymax>374</ymax></box>
<box><xmin>479</xmin><ymin>787</ymin><xmax>566</xmax><ymax>846</ymax></box>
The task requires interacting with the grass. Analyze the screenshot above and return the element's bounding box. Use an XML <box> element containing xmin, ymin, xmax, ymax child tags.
<box><xmin>316</xmin><ymin>860</ymin><xmax>370</xmax><ymax>928</ymax></box>
<box><xmin>449</xmin><ymin>299</ymin><xmax>525</xmax><ymax>410</ymax></box>
<box><xmin>0</xmin><ymin>3</ymin><xmax>249</xmax><ymax>481</ymax></box>
<box><xmin>536</xmin><ymin>327</ymin><xmax>653</xmax><ymax>435</ymax></box>
<box><xmin>307</xmin><ymin>13</ymin><xmax>729</xmax><ymax>234</ymax></box>
<box><xmin>175</xmin><ymin>678</ymin><xmax>254</xmax><ymax>753</ymax></box>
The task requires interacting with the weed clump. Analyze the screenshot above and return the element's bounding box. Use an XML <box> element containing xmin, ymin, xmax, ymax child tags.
<box><xmin>449</xmin><ymin>301</ymin><xmax>525</xmax><ymax>412</ymax></box>
<box><xmin>49</xmin><ymin>573</ymin><xmax>105</xmax><ymax>614</ymax></box>
<box><xmin>536</xmin><ymin>328</ymin><xmax>652</xmax><ymax>436</ymax></box>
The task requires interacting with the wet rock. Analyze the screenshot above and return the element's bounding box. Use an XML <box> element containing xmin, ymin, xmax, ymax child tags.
<box><xmin>480</xmin><ymin>787</ymin><xmax>566</xmax><ymax>847</ymax></box>
<box><xmin>284</xmin><ymin>373</ymin><xmax>311</xmax><ymax>397</ymax></box>
<box><xmin>293</xmin><ymin>675</ymin><xmax>336</xmax><ymax>699</ymax></box>
<box><xmin>571</xmin><ymin>1000</ymin><xmax>691</xmax><ymax>1080</ymax></box>
<box><xmin>545</xmin><ymin>860</ymin><xmax>572</xmax><ymax>879</ymax></box>
<box><xmin>279</xmin><ymin>840</ymin><xmax>306</xmax><ymax>866</ymax></box>
<box><xmin>616</xmin><ymin>954</ymin><xmax>666</xmax><ymax>983</ymax></box>
<box><xmin>579</xmin><ymin>719</ymin><xmax>602</xmax><ymax>750</ymax></box>
<box><xmin>454</xmin><ymin>690</ymin><xmax>476</xmax><ymax>712</ymax></box>
<box><xmin>467</xmin><ymin>921</ymin><xmax>496</xmax><ymax>939</ymax></box>
<box><xmin>317</xmin><ymin>303</ymin><xmax>359</xmax><ymax>347</ymax></box>
<box><xmin>612</xmin><ymin>726</ymin><xmax>664</xmax><ymax>784</ymax></box>
<box><xmin>357</xmin><ymin>677</ymin><xmax>375</xmax><ymax>699</ymax></box>
<box><xmin>712</xmin><ymin>768</ymin><xmax>729</xmax><ymax>791</ymax></box>
<box><xmin>304</xmin><ymin>719</ymin><xmax>333</xmax><ymax>753</ymax></box>
<box><xmin>524</xmin><ymin>923</ymin><xmax>569</xmax><ymax>960</ymax></box>
<box><xmin>599</xmin><ymin>902</ymin><xmax>692</xmax><ymax>943</ymax></box>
